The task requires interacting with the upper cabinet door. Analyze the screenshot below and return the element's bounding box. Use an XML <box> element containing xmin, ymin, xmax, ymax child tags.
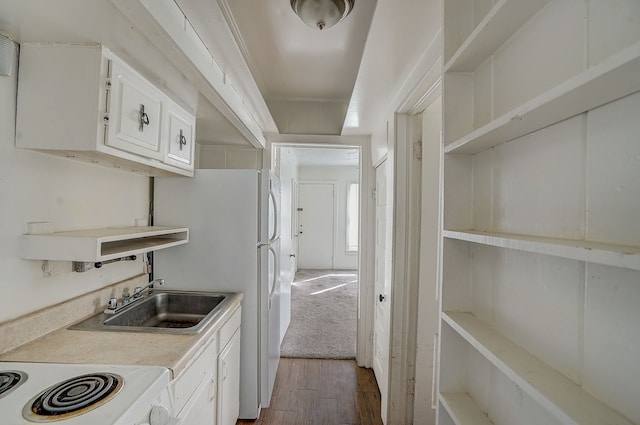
<box><xmin>106</xmin><ymin>59</ymin><xmax>164</xmax><ymax>160</ymax></box>
<box><xmin>165</xmin><ymin>101</ymin><xmax>195</xmax><ymax>171</ymax></box>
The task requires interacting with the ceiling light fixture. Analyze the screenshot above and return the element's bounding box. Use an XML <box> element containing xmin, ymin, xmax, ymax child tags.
<box><xmin>290</xmin><ymin>0</ymin><xmax>354</xmax><ymax>31</ymax></box>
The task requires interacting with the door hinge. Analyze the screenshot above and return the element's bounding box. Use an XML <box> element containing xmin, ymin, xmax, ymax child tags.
<box><xmin>408</xmin><ymin>377</ymin><xmax>416</xmax><ymax>396</ymax></box>
<box><xmin>414</xmin><ymin>140</ymin><xmax>423</xmax><ymax>161</ymax></box>
<box><xmin>370</xmin><ymin>331</ymin><xmax>375</xmax><ymax>345</ymax></box>
<box><xmin>372</xmin><ymin>187</ymin><xmax>377</xmax><ymax>200</ymax></box>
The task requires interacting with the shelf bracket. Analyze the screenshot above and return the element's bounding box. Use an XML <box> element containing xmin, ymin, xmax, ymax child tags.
<box><xmin>73</xmin><ymin>255</ymin><xmax>137</xmax><ymax>273</ymax></box>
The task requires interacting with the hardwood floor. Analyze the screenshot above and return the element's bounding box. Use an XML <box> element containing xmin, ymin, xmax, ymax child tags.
<box><xmin>237</xmin><ymin>358</ymin><xmax>384</xmax><ymax>425</ymax></box>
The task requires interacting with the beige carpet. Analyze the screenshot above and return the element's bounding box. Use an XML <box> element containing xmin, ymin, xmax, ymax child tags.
<box><xmin>280</xmin><ymin>269</ymin><xmax>358</xmax><ymax>359</ymax></box>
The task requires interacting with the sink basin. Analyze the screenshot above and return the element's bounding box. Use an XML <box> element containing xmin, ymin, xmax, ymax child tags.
<box><xmin>69</xmin><ymin>290</ymin><xmax>236</xmax><ymax>334</ymax></box>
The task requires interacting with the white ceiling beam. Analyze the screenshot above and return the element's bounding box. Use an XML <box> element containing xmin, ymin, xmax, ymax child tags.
<box><xmin>110</xmin><ymin>0</ymin><xmax>272</xmax><ymax>149</ymax></box>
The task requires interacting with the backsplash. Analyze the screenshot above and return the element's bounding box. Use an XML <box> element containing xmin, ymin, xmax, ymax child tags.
<box><xmin>0</xmin><ymin>273</ymin><xmax>147</xmax><ymax>355</ymax></box>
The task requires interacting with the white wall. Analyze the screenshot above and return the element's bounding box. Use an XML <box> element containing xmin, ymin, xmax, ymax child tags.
<box><xmin>0</xmin><ymin>44</ymin><xmax>150</xmax><ymax>323</ymax></box>
<box><xmin>370</xmin><ymin>120</ymin><xmax>389</xmax><ymax>167</ymax></box>
<box><xmin>197</xmin><ymin>145</ymin><xmax>262</xmax><ymax>170</ymax></box>
<box><xmin>297</xmin><ymin>165</ymin><xmax>359</xmax><ymax>270</ymax></box>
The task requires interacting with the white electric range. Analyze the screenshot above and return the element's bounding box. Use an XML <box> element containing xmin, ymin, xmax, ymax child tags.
<box><xmin>0</xmin><ymin>361</ymin><xmax>176</xmax><ymax>425</ymax></box>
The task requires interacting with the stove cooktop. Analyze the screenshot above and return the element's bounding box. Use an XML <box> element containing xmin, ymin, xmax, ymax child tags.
<box><xmin>0</xmin><ymin>362</ymin><xmax>171</xmax><ymax>425</ymax></box>
<box><xmin>0</xmin><ymin>370</ymin><xmax>27</xmax><ymax>399</ymax></box>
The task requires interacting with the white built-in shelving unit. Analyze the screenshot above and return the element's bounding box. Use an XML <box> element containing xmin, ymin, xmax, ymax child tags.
<box><xmin>438</xmin><ymin>1</ymin><xmax>640</xmax><ymax>425</ymax></box>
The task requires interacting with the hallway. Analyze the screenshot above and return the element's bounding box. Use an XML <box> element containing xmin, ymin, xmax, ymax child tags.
<box><xmin>237</xmin><ymin>358</ymin><xmax>383</xmax><ymax>425</ymax></box>
<box><xmin>281</xmin><ymin>269</ymin><xmax>358</xmax><ymax>359</ymax></box>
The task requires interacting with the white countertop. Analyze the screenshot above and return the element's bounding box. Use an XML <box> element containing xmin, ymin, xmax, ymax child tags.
<box><xmin>0</xmin><ymin>286</ymin><xmax>243</xmax><ymax>379</ymax></box>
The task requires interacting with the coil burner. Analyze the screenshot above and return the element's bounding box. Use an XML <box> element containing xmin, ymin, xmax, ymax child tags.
<box><xmin>0</xmin><ymin>370</ymin><xmax>27</xmax><ymax>399</ymax></box>
<box><xmin>23</xmin><ymin>373</ymin><xmax>123</xmax><ymax>422</ymax></box>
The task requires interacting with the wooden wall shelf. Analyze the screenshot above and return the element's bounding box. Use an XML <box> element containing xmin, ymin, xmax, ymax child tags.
<box><xmin>445</xmin><ymin>41</ymin><xmax>640</xmax><ymax>154</ymax></box>
<box><xmin>21</xmin><ymin>226</ymin><xmax>189</xmax><ymax>262</ymax></box>
<box><xmin>443</xmin><ymin>230</ymin><xmax>640</xmax><ymax>271</ymax></box>
<box><xmin>442</xmin><ymin>312</ymin><xmax>634</xmax><ymax>425</ymax></box>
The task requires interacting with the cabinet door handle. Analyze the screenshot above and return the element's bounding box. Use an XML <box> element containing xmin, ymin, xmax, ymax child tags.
<box><xmin>179</xmin><ymin>129</ymin><xmax>187</xmax><ymax>151</ymax></box>
<box><xmin>138</xmin><ymin>104</ymin><xmax>150</xmax><ymax>132</ymax></box>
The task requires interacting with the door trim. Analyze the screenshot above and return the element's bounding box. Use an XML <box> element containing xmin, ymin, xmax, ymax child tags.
<box><xmin>263</xmin><ymin>138</ymin><xmax>375</xmax><ymax>368</ymax></box>
<box><xmin>384</xmin><ymin>113</ymin><xmax>423</xmax><ymax>425</ymax></box>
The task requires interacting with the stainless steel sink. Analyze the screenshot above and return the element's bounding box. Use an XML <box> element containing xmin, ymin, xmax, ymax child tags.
<box><xmin>69</xmin><ymin>290</ymin><xmax>235</xmax><ymax>334</ymax></box>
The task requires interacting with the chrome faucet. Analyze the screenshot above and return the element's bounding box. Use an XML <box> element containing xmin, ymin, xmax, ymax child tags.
<box><xmin>134</xmin><ymin>278</ymin><xmax>164</xmax><ymax>299</ymax></box>
<box><xmin>104</xmin><ymin>278</ymin><xmax>164</xmax><ymax>314</ymax></box>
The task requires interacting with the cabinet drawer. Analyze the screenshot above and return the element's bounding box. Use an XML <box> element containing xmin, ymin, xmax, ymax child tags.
<box><xmin>172</xmin><ymin>335</ymin><xmax>217</xmax><ymax>415</ymax></box>
<box><xmin>219</xmin><ymin>307</ymin><xmax>241</xmax><ymax>350</ymax></box>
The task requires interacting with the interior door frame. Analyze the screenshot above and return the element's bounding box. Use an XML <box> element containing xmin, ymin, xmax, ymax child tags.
<box><xmin>379</xmin><ymin>35</ymin><xmax>443</xmax><ymax>425</ymax></box>
<box><xmin>292</xmin><ymin>180</ymin><xmax>299</xmax><ymax>273</ymax></box>
<box><xmin>383</xmin><ymin>113</ymin><xmax>423</xmax><ymax>425</ymax></box>
<box><xmin>263</xmin><ymin>138</ymin><xmax>375</xmax><ymax>369</ymax></box>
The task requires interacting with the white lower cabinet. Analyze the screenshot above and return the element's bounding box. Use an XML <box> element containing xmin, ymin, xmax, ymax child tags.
<box><xmin>217</xmin><ymin>329</ymin><xmax>241</xmax><ymax>425</ymax></box>
<box><xmin>172</xmin><ymin>333</ymin><xmax>217</xmax><ymax>422</ymax></box>
<box><xmin>172</xmin><ymin>306</ymin><xmax>241</xmax><ymax>425</ymax></box>
<box><xmin>178</xmin><ymin>373</ymin><xmax>217</xmax><ymax>424</ymax></box>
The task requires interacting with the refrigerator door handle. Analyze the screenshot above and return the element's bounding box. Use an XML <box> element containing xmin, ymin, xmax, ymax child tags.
<box><xmin>269</xmin><ymin>189</ymin><xmax>280</xmax><ymax>242</ymax></box>
<box><xmin>268</xmin><ymin>244</ymin><xmax>279</xmax><ymax>306</ymax></box>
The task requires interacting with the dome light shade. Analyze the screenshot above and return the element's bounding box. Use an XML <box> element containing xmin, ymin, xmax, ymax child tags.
<box><xmin>290</xmin><ymin>0</ymin><xmax>354</xmax><ymax>30</ymax></box>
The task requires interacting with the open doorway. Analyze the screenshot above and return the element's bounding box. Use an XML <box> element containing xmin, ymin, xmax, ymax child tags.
<box><xmin>276</xmin><ymin>145</ymin><xmax>361</xmax><ymax>359</ymax></box>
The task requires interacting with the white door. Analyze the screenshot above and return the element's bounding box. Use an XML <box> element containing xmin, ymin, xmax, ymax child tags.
<box><xmin>373</xmin><ymin>160</ymin><xmax>390</xmax><ymax>421</ymax></box>
<box><xmin>297</xmin><ymin>183</ymin><xmax>334</xmax><ymax>269</ymax></box>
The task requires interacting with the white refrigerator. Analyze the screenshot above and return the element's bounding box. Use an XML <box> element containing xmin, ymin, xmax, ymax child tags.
<box><xmin>153</xmin><ymin>169</ymin><xmax>282</xmax><ymax>420</ymax></box>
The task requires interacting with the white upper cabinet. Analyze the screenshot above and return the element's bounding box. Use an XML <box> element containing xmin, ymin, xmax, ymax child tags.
<box><xmin>16</xmin><ymin>43</ymin><xmax>195</xmax><ymax>177</ymax></box>
<box><xmin>164</xmin><ymin>101</ymin><xmax>196</xmax><ymax>170</ymax></box>
<box><xmin>106</xmin><ymin>58</ymin><xmax>164</xmax><ymax>160</ymax></box>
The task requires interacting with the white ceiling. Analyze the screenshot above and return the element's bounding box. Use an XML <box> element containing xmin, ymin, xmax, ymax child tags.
<box><xmin>178</xmin><ymin>0</ymin><xmax>442</xmax><ymax>136</ymax></box>
<box><xmin>0</xmin><ymin>0</ymin><xmax>443</xmax><ymax>147</ymax></box>
<box><xmin>222</xmin><ymin>0</ymin><xmax>377</xmax><ymax>102</ymax></box>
